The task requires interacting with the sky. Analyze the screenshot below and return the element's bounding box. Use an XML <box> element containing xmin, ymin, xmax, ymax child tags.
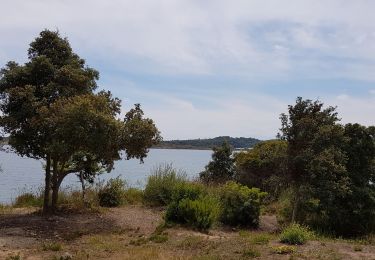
<box><xmin>1</xmin><ymin>0</ymin><xmax>374</xmax><ymax>140</ymax></box>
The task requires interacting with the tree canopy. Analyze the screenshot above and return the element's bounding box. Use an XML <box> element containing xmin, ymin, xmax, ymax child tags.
<box><xmin>235</xmin><ymin>140</ymin><xmax>288</xmax><ymax>198</ymax></box>
<box><xmin>199</xmin><ymin>141</ymin><xmax>235</xmax><ymax>184</ymax></box>
<box><xmin>0</xmin><ymin>30</ymin><xmax>161</xmax><ymax>212</ymax></box>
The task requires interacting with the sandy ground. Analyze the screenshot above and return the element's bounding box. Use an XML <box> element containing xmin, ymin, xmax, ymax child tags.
<box><xmin>1</xmin><ymin>206</ymin><xmax>375</xmax><ymax>259</ymax></box>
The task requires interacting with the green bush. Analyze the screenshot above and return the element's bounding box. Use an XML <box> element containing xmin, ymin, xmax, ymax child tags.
<box><xmin>143</xmin><ymin>164</ymin><xmax>187</xmax><ymax>206</ymax></box>
<box><xmin>13</xmin><ymin>192</ymin><xmax>43</xmax><ymax>207</ymax></box>
<box><xmin>280</xmin><ymin>223</ymin><xmax>312</xmax><ymax>245</ymax></box>
<box><xmin>165</xmin><ymin>181</ymin><xmax>219</xmax><ymax>230</ymax></box>
<box><xmin>98</xmin><ymin>177</ymin><xmax>126</xmax><ymax>207</ymax></box>
<box><xmin>219</xmin><ymin>181</ymin><xmax>267</xmax><ymax>227</ymax></box>
<box><xmin>177</xmin><ymin>196</ymin><xmax>220</xmax><ymax>230</ymax></box>
<box><xmin>165</xmin><ymin>182</ymin><xmax>204</xmax><ymax>223</ymax></box>
<box><xmin>123</xmin><ymin>188</ymin><xmax>144</xmax><ymax>204</ymax></box>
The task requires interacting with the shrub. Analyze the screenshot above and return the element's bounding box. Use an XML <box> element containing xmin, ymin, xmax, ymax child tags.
<box><xmin>165</xmin><ymin>182</ymin><xmax>220</xmax><ymax>230</ymax></box>
<box><xmin>123</xmin><ymin>188</ymin><xmax>144</xmax><ymax>204</ymax></box>
<box><xmin>219</xmin><ymin>181</ymin><xmax>267</xmax><ymax>227</ymax></box>
<box><xmin>13</xmin><ymin>192</ymin><xmax>43</xmax><ymax>207</ymax></box>
<box><xmin>280</xmin><ymin>223</ymin><xmax>312</xmax><ymax>245</ymax></box>
<box><xmin>98</xmin><ymin>177</ymin><xmax>126</xmax><ymax>207</ymax></box>
<box><xmin>177</xmin><ymin>196</ymin><xmax>220</xmax><ymax>230</ymax></box>
<box><xmin>143</xmin><ymin>164</ymin><xmax>187</xmax><ymax>206</ymax></box>
<box><xmin>165</xmin><ymin>182</ymin><xmax>204</xmax><ymax>223</ymax></box>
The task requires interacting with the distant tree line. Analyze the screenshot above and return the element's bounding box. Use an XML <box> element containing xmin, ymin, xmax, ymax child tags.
<box><xmin>154</xmin><ymin>136</ymin><xmax>261</xmax><ymax>150</ymax></box>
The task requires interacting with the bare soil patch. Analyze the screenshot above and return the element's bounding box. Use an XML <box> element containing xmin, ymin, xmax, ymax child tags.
<box><xmin>1</xmin><ymin>206</ymin><xmax>375</xmax><ymax>259</ymax></box>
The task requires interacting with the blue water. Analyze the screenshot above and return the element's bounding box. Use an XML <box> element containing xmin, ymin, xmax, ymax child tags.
<box><xmin>0</xmin><ymin>149</ymin><xmax>212</xmax><ymax>204</ymax></box>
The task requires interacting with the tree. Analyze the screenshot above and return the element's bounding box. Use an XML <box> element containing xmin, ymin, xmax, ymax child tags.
<box><xmin>235</xmin><ymin>140</ymin><xmax>288</xmax><ymax>198</ymax></box>
<box><xmin>278</xmin><ymin>97</ymin><xmax>349</xmax><ymax>224</ymax></box>
<box><xmin>0</xmin><ymin>30</ymin><xmax>161</xmax><ymax>212</ymax></box>
<box><xmin>330</xmin><ymin>123</ymin><xmax>375</xmax><ymax>236</ymax></box>
<box><xmin>200</xmin><ymin>141</ymin><xmax>235</xmax><ymax>184</ymax></box>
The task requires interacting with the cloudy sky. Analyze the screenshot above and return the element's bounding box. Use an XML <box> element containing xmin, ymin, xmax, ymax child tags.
<box><xmin>1</xmin><ymin>0</ymin><xmax>374</xmax><ymax>140</ymax></box>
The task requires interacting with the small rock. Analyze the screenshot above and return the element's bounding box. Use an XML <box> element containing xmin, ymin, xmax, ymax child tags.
<box><xmin>60</xmin><ymin>252</ymin><xmax>73</xmax><ymax>260</ymax></box>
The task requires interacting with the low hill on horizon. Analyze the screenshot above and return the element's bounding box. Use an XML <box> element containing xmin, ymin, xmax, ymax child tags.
<box><xmin>153</xmin><ymin>136</ymin><xmax>261</xmax><ymax>150</ymax></box>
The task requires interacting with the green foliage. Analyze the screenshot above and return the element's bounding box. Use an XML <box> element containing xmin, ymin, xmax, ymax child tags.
<box><xmin>242</xmin><ymin>247</ymin><xmax>261</xmax><ymax>258</ymax></box>
<box><xmin>165</xmin><ymin>182</ymin><xmax>204</xmax><ymax>223</ymax></box>
<box><xmin>200</xmin><ymin>141</ymin><xmax>235</xmax><ymax>184</ymax></box>
<box><xmin>278</xmin><ymin>97</ymin><xmax>350</xmax><ymax>229</ymax></box>
<box><xmin>143</xmin><ymin>164</ymin><xmax>187</xmax><ymax>206</ymax></box>
<box><xmin>278</xmin><ymin>98</ymin><xmax>375</xmax><ymax>237</ymax></box>
<box><xmin>149</xmin><ymin>232</ymin><xmax>169</xmax><ymax>243</ymax></box>
<box><xmin>13</xmin><ymin>192</ymin><xmax>43</xmax><ymax>207</ymax></box>
<box><xmin>123</xmin><ymin>188</ymin><xmax>144</xmax><ymax>204</ymax></box>
<box><xmin>280</xmin><ymin>223</ymin><xmax>313</xmax><ymax>245</ymax></box>
<box><xmin>98</xmin><ymin>177</ymin><xmax>126</xmax><ymax>207</ymax></box>
<box><xmin>249</xmin><ymin>233</ymin><xmax>272</xmax><ymax>245</ymax></box>
<box><xmin>165</xmin><ymin>181</ymin><xmax>220</xmax><ymax>230</ymax></box>
<box><xmin>219</xmin><ymin>181</ymin><xmax>267</xmax><ymax>227</ymax></box>
<box><xmin>326</xmin><ymin>123</ymin><xmax>375</xmax><ymax>236</ymax></box>
<box><xmin>0</xmin><ymin>30</ymin><xmax>161</xmax><ymax>212</ymax></box>
<box><xmin>235</xmin><ymin>140</ymin><xmax>288</xmax><ymax>199</ymax></box>
<box><xmin>177</xmin><ymin>196</ymin><xmax>220</xmax><ymax>230</ymax></box>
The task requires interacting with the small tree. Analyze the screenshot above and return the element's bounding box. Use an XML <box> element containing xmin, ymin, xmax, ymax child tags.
<box><xmin>200</xmin><ymin>141</ymin><xmax>235</xmax><ymax>184</ymax></box>
<box><xmin>235</xmin><ymin>140</ymin><xmax>288</xmax><ymax>198</ymax></box>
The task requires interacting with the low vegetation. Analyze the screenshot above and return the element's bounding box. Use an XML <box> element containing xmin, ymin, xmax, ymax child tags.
<box><xmin>279</xmin><ymin>223</ymin><xmax>313</xmax><ymax>245</ymax></box>
<box><xmin>143</xmin><ymin>164</ymin><xmax>187</xmax><ymax>206</ymax></box>
<box><xmin>219</xmin><ymin>181</ymin><xmax>267</xmax><ymax>227</ymax></box>
<box><xmin>98</xmin><ymin>177</ymin><xmax>127</xmax><ymax>207</ymax></box>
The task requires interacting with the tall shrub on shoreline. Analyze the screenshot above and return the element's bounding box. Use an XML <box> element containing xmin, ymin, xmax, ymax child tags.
<box><xmin>143</xmin><ymin>164</ymin><xmax>187</xmax><ymax>206</ymax></box>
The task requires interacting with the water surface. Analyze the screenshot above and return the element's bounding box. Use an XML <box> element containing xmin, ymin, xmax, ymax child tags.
<box><xmin>0</xmin><ymin>148</ymin><xmax>212</xmax><ymax>204</ymax></box>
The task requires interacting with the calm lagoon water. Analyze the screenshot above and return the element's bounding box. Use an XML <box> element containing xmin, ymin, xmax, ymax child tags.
<box><xmin>0</xmin><ymin>148</ymin><xmax>212</xmax><ymax>204</ymax></box>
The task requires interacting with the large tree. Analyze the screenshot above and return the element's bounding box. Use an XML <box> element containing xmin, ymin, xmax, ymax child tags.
<box><xmin>278</xmin><ymin>97</ymin><xmax>349</xmax><ymax>223</ymax></box>
<box><xmin>0</xmin><ymin>30</ymin><xmax>161</xmax><ymax>212</ymax></box>
<box><xmin>330</xmin><ymin>123</ymin><xmax>375</xmax><ymax>236</ymax></box>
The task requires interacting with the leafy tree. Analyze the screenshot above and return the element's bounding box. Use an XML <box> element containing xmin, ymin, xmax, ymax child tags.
<box><xmin>278</xmin><ymin>97</ymin><xmax>349</xmax><ymax>223</ymax></box>
<box><xmin>329</xmin><ymin>124</ymin><xmax>375</xmax><ymax>236</ymax></box>
<box><xmin>0</xmin><ymin>30</ymin><xmax>161</xmax><ymax>212</ymax></box>
<box><xmin>200</xmin><ymin>142</ymin><xmax>235</xmax><ymax>183</ymax></box>
<box><xmin>235</xmin><ymin>140</ymin><xmax>288</xmax><ymax>198</ymax></box>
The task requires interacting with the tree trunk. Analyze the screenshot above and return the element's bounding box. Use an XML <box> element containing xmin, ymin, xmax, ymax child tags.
<box><xmin>51</xmin><ymin>159</ymin><xmax>59</xmax><ymax>212</ymax></box>
<box><xmin>42</xmin><ymin>154</ymin><xmax>51</xmax><ymax>214</ymax></box>
<box><xmin>79</xmin><ymin>172</ymin><xmax>86</xmax><ymax>203</ymax></box>
<box><xmin>291</xmin><ymin>185</ymin><xmax>299</xmax><ymax>223</ymax></box>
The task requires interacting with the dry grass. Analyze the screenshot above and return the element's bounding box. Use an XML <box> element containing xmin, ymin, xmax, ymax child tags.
<box><xmin>1</xmin><ymin>205</ymin><xmax>375</xmax><ymax>259</ymax></box>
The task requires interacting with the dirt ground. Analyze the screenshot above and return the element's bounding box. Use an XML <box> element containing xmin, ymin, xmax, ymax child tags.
<box><xmin>1</xmin><ymin>206</ymin><xmax>375</xmax><ymax>259</ymax></box>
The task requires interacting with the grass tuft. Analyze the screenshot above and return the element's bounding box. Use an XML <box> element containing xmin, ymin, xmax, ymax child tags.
<box><xmin>280</xmin><ymin>223</ymin><xmax>313</xmax><ymax>245</ymax></box>
<box><xmin>42</xmin><ymin>242</ymin><xmax>63</xmax><ymax>251</ymax></box>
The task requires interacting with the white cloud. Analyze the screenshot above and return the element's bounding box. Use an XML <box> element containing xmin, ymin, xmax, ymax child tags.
<box><xmin>2</xmin><ymin>0</ymin><xmax>375</xmax><ymax>80</ymax></box>
<box><xmin>329</xmin><ymin>94</ymin><xmax>375</xmax><ymax>127</ymax></box>
<box><xmin>143</xmin><ymin>95</ymin><xmax>285</xmax><ymax>140</ymax></box>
